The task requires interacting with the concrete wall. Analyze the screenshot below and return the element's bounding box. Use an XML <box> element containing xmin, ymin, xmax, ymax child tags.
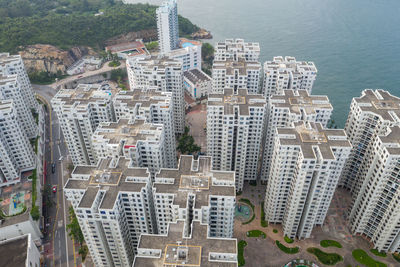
<box><xmin>26</xmin><ymin>234</ymin><xmax>41</xmax><ymax>267</ymax></box>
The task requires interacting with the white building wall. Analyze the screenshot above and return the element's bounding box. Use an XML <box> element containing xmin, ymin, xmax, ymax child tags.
<box><xmin>156</xmin><ymin>0</ymin><xmax>179</xmax><ymax>54</ymax></box>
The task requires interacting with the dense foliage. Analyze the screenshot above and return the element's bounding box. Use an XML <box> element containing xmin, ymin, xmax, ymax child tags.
<box><xmin>177</xmin><ymin>126</ymin><xmax>201</xmax><ymax>155</ymax></box>
<box><xmin>320</xmin><ymin>239</ymin><xmax>342</xmax><ymax>248</ymax></box>
<box><xmin>352</xmin><ymin>249</ymin><xmax>387</xmax><ymax>267</ymax></box>
<box><xmin>0</xmin><ymin>0</ymin><xmax>199</xmax><ymax>52</ymax></box>
<box><xmin>307</xmin><ymin>247</ymin><xmax>343</xmax><ymax>265</ymax></box>
<box><xmin>238</xmin><ymin>240</ymin><xmax>247</xmax><ymax>267</ymax></box>
<box><xmin>275</xmin><ymin>240</ymin><xmax>299</xmax><ymax>254</ymax></box>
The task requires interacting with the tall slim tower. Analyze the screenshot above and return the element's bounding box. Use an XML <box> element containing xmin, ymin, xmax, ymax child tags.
<box><xmin>264</xmin><ymin>121</ymin><xmax>351</xmax><ymax>239</ymax></box>
<box><xmin>156</xmin><ymin>0</ymin><xmax>179</xmax><ymax>54</ymax></box>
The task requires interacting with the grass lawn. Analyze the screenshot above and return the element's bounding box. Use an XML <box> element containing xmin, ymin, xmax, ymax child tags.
<box><xmin>307</xmin><ymin>247</ymin><xmax>343</xmax><ymax>265</ymax></box>
<box><xmin>320</xmin><ymin>239</ymin><xmax>342</xmax><ymax>248</ymax></box>
<box><xmin>260</xmin><ymin>202</ymin><xmax>268</xmax><ymax>227</ymax></box>
<box><xmin>275</xmin><ymin>240</ymin><xmax>299</xmax><ymax>254</ymax></box>
<box><xmin>284</xmin><ymin>235</ymin><xmax>294</xmax><ymax>244</ymax></box>
<box><xmin>393</xmin><ymin>253</ymin><xmax>400</xmax><ymax>263</ymax></box>
<box><xmin>352</xmin><ymin>249</ymin><xmax>387</xmax><ymax>267</ymax></box>
<box><xmin>238</xmin><ymin>240</ymin><xmax>247</xmax><ymax>267</ymax></box>
<box><xmin>247</xmin><ymin>230</ymin><xmax>266</xmax><ymax>238</ymax></box>
<box><xmin>273</xmin><ymin>229</ymin><xmax>278</xmax><ymax>233</ymax></box>
<box><xmin>370</xmin><ymin>249</ymin><xmax>387</xmax><ymax>257</ymax></box>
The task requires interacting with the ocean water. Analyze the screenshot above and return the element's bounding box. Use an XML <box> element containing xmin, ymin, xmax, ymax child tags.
<box><xmin>138</xmin><ymin>0</ymin><xmax>400</xmax><ymax>126</ymax></box>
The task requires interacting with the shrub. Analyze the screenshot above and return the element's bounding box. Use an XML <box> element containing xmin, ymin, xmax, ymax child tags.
<box><xmin>30</xmin><ymin>206</ymin><xmax>40</xmax><ymax>220</ymax></box>
<box><xmin>370</xmin><ymin>249</ymin><xmax>387</xmax><ymax>257</ymax></box>
<box><xmin>393</xmin><ymin>253</ymin><xmax>400</xmax><ymax>263</ymax></box>
<box><xmin>242</xmin><ymin>213</ymin><xmax>255</xmax><ymax>225</ymax></box>
<box><xmin>320</xmin><ymin>239</ymin><xmax>342</xmax><ymax>248</ymax></box>
<box><xmin>260</xmin><ymin>202</ymin><xmax>268</xmax><ymax>227</ymax></box>
<box><xmin>238</xmin><ymin>240</ymin><xmax>247</xmax><ymax>266</ymax></box>
<box><xmin>239</xmin><ymin>198</ymin><xmax>254</xmax><ymax>210</ymax></box>
<box><xmin>273</xmin><ymin>229</ymin><xmax>278</xmax><ymax>233</ymax></box>
<box><xmin>247</xmin><ymin>230</ymin><xmax>266</xmax><ymax>238</ymax></box>
<box><xmin>284</xmin><ymin>235</ymin><xmax>294</xmax><ymax>244</ymax></box>
<box><xmin>275</xmin><ymin>240</ymin><xmax>299</xmax><ymax>254</ymax></box>
<box><xmin>307</xmin><ymin>247</ymin><xmax>343</xmax><ymax>265</ymax></box>
<box><xmin>352</xmin><ymin>249</ymin><xmax>386</xmax><ymax>267</ymax></box>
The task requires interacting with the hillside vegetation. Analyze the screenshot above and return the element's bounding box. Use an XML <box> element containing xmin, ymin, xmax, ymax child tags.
<box><xmin>0</xmin><ymin>0</ymin><xmax>199</xmax><ymax>52</ymax></box>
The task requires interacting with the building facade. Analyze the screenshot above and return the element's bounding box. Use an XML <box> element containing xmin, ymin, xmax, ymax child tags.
<box><xmin>153</xmin><ymin>156</ymin><xmax>236</xmax><ymax>237</ymax></box>
<box><xmin>51</xmin><ymin>84</ymin><xmax>115</xmax><ymax>166</ymax></box>
<box><xmin>339</xmin><ymin>89</ymin><xmax>400</xmax><ymax>193</ymax></box>
<box><xmin>92</xmin><ymin>119</ymin><xmax>168</xmax><ymax>174</ymax></box>
<box><xmin>64</xmin><ymin>157</ymin><xmax>155</xmax><ymax>267</ymax></box>
<box><xmin>133</xmin><ymin>220</ymin><xmax>238</xmax><ymax>267</ymax></box>
<box><xmin>0</xmin><ymin>53</ymin><xmax>38</xmax><ymax>111</ymax></box>
<box><xmin>113</xmin><ymin>89</ymin><xmax>177</xmax><ymax>168</ymax></box>
<box><xmin>0</xmin><ymin>75</ymin><xmax>37</xmax><ymax>138</ymax></box>
<box><xmin>215</xmin><ymin>39</ymin><xmax>260</xmax><ymax>62</ymax></box>
<box><xmin>260</xmin><ymin>90</ymin><xmax>333</xmax><ymax>182</ymax></box>
<box><xmin>0</xmin><ymin>234</ymin><xmax>41</xmax><ymax>267</ymax></box>
<box><xmin>348</xmin><ymin>126</ymin><xmax>400</xmax><ymax>253</ymax></box>
<box><xmin>156</xmin><ymin>0</ymin><xmax>179</xmax><ymax>54</ymax></box>
<box><xmin>183</xmin><ymin>69</ymin><xmax>212</xmax><ymax>99</ymax></box>
<box><xmin>207</xmin><ymin>89</ymin><xmax>267</xmax><ymax>191</ymax></box>
<box><xmin>212</xmin><ymin>58</ymin><xmax>261</xmax><ymax>94</ymax></box>
<box><xmin>262</xmin><ymin>56</ymin><xmax>317</xmax><ymax>98</ymax></box>
<box><xmin>127</xmin><ymin>56</ymin><xmax>185</xmax><ymax>134</ymax></box>
<box><xmin>264</xmin><ymin>121</ymin><xmax>351</xmax><ymax>239</ymax></box>
<box><xmin>0</xmin><ymin>100</ymin><xmax>36</xmax><ymax>187</ymax></box>
<box><xmin>166</xmin><ymin>38</ymin><xmax>202</xmax><ymax>71</ymax></box>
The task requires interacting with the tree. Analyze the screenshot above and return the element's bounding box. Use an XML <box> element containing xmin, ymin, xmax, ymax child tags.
<box><xmin>66</xmin><ymin>206</ymin><xmax>84</xmax><ymax>245</ymax></box>
<box><xmin>177</xmin><ymin>126</ymin><xmax>201</xmax><ymax>154</ymax></box>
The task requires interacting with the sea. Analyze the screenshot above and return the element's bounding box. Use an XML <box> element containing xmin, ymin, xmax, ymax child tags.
<box><xmin>134</xmin><ymin>0</ymin><xmax>400</xmax><ymax>126</ymax></box>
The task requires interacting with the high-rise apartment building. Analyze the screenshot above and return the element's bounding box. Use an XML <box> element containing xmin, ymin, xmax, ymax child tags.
<box><xmin>348</xmin><ymin>126</ymin><xmax>400</xmax><ymax>253</ymax></box>
<box><xmin>212</xmin><ymin>58</ymin><xmax>261</xmax><ymax>94</ymax></box>
<box><xmin>339</xmin><ymin>89</ymin><xmax>400</xmax><ymax>192</ymax></box>
<box><xmin>0</xmin><ymin>100</ymin><xmax>36</xmax><ymax>187</ymax></box>
<box><xmin>153</xmin><ymin>155</ymin><xmax>236</xmax><ymax>237</ymax></box>
<box><xmin>133</xmin><ymin>220</ymin><xmax>238</xmax><ymax>267</ymax></box>
<box><xmin>215</xmin><ymin>39</ymin><xmax>260</xmax><ymax>62</ymax></box>
<box><xmin>51</xmin><ymin>84</ymin><xmax>115</xmax><ymax>166</ymax></box>
<box><xmin>207</xmin><ymin>89</ymin><xmax>267</xmax><ymax>191</ymax></box>
<box><xmin>262</xmin><ymin>56</ymin><xmax>317</xmax><ymax>98</ymax></box>
<box><xmin>0</xmin><ymin>53</ymin><xmax>38</xmax><ymax>111</ymax></box>
<box><xmin>0</xmin><ymin>75</ymin><xmax>37</xmax><ymax>138</ymax></box>
<box><xmin>64</xmin><ymin>157</ymin><xmax>155</xmax><ymax>267</ymax></box>
<box><xmin>92</xmin><ymin>119</ymin><xmax>168</xmax><ymax>174</ymax></box>
<box><xmin>260</xmin><ymin>90</ymin><xmax>333</xmax><ymax>182</ymax></box>
<box><xmin>264</xmin><ymin>121</ymin><xmax>351</xmax><ymax>239</ymax></box>
<box><xmin>127</xmin><ymin>56</ymin><xmax>185</xmax><ymax>134</ymax></box>
<box><xmin>113</xmin><ymin>89</ymin><xmax>176</xmax><ymax>168</ymax></box>
<box><xmin>156</xmin><ymin>0</ymin><xmax>179</xmax><ymax>54</ymax></box>
<box><xmin>166</xmin><ymin>39</ymin><xmax>202</xmax><ymax>71</ymax></box>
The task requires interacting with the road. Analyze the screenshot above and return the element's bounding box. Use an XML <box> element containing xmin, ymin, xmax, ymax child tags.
<box><xmin>35</xmin><ymin>85</ymin><xmax>77</xmax><ymax>267</ymax></box>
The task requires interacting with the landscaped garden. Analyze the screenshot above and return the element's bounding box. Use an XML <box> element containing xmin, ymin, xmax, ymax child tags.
<box><xmin>273</xmin><ymin>229</ymin><xmax>278</xmax><ymax>233</ymax></box>
<box><xmin>238</xmin><ymin>198</ymin><xmax>255</xmax><ymax>225</ymax></box>
<box><xmin>393</xmin><ymin>253</ymin><xmax>400</xmax><ymax>263</ymax></box>
<box><xmin>275</xmin><ymin>240</ymin><xmax>299</xmax><ymax>254</ymax></box>
<box><xmin>320</xmin><ymin>239</ymin><xmax>342</xmax><ymax>248</ymax></box>
<box><xmin>370</xmin><ymin>249</ymin><xmax>387</xmax><ymax>257</ymax></box>
<box><xmin>247</xmin><ymin>230</ymin><xmax>266</xmax><ymax>238</ymax></box>
<box><xmin>260</xmin><ymin>202</ymin><xmax>268</xmax><ymax>227</ymax></box>
<box><xmin>307</xmin><ymin>247</ymin><xmax>343</xmax><ymax>265</ymax></box>
<box><xmin>238</xmin><ymin>240</ymin><xmax>247</xmax><ymax>267</ymax></box>
<box><xmin>284</xmin><ymin>235</ymin><xmax>294</xmax><ymax>244</ymax></box>
<box><xmin>352</xmin><ymin>249</ymin><xmax>387</xmax><ymax>267</ymax></box>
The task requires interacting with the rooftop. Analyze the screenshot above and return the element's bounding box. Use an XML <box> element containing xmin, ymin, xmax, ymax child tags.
<box><xmin>354</xmin><ymin>89</ymin><xmax>400</xmax><ymax>122</ymax></box>
<box><xmin>154</xmin><ymin>156</ymin><xmax>235</xmax><ymax>209</ymax></box>
<box><xmin>64</xmin><ymin>157</ymin><xmax>150</xmax><ymax>210</ymax></box>
<box><xmin>216</xmin><ymin>39</ymin><xmax>260</xmax><ymax>53</ymax></box>
<box><xmin>277</xmin><ymin>121</ymin><xmax>351</xmax><ymax>160</ymax></box>
<box><xmin>264</xmin><ymin>56</ymin><xmax>317</xmax><ymax>73</ymax></box>
<box><xmin>127</xmin><ymin>55</ymin><xmax>182</xmax><ymax>72</ymax></box>
<box><xmin>213</xmin><ymin>58</ymin><xmax>261</xmax><ymax>75</ymax></box>
<box><xmin>134</xmin><ymin>220</ymin><xmax>237</xmax><ymax>267</ymax></box>
<box><xmin>270</xmin><ymin>90</ymin><xmax>332</xmax><ymax>115</ymax></box>
<box><xmin>183</xmin><ymin>69</ymin><xmax>212</xmax><ymax>84</ymax></box>
<box><xmin>379</xmin><ymin>126</ymin><xmax>400</xmax><ymax>155</ymax></box>
<box><xmin>52</xmin><ymin>84</ymin><xmax>115</xmax><ymax>107</ymax></box>
<box><xmin>113</xmin><ymin>88</ymin><xmax>172</xmax><ymax>109</ymax></box>
<box><xmin>0</xmin><ymin>53</ymin><xmax>21</xmax><ymax>67</ymax></box>
<box><xmin>93</xmin><ymin>119</ymin><xmax>163</xmax><ymax>147</ymax></box>
<box><xmin>0</xmin><ymin>235</ymin><xmax>29</xmax><ymax>267</ymax></box>
<box><xmin>208</xmin><ymin>88</ymin><xmax>266</xmax><ymax>116</ymax></box>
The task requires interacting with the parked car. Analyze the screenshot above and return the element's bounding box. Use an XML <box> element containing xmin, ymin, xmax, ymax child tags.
<box><xmin>51</xmin><ymin>163</ymin><xmax>56</xmax><ymax>173</ymax></box>
<box><xmin>52</xmin><ymin>186</ymin><xmax>57</xmax><ymax>193</ymax></box>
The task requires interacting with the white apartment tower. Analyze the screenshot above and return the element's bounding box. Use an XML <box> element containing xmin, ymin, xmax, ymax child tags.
<box><xmin>339</xmin><ymin>89</ymin><xmax>400</xmax><ymax>192</ymax></box>
<box><xmin>156</xmin><ymin>0</ymin><xmax>179</xmax><ymax>54</ymax></box>
<box><xmin>0</xmin><ymin>75</ymin><xmax>37</xmax><ymax>138</ymax></box>
<box><xmin>64</xmin><ymin>157</ymin><xmax>155</xmax><ymax>267</ymax></box>
<box><xmin>215</xmin><ymin>39</ymin><xmax>260</xmax><ymax>62</ymax></box>
<box><xmin>134</xmin><ymin>220</ymin><xmax>238</xmax><ymax>267</ymax></box>
<box><xmin>127</xmin><ymin>56</ymin><xmax>185</xmax><ymax>134</ymax></box>
<box><xmin>212</xmin><ymin>58</ymin><xmax>261</xmax><ymax>94</ymax></box>
<box><xmin>262</xmin><ymin>56</ymin><xmax>317</xmax><ymax>98</ymax></box>
<box><xmin>207</xmin><ymin>89</ymin><xmax>267</xmax><ymax>191</ymax></box>
<box><xmin>113</xmin><ymin>89</ymin><xmax>176</xmax><ymax>168</ymax></box>
<box><xmin>264</xmin><ymin>121</ymin><xmax>351</xmax><ymax>239</ymax></box>
<box><xmin>0</xmin><ymin>100</ymin><xmax>36</xmax><ymax>187</ymax></box>
<box><xmin>153</xmin><ymin>156</ymin><xmax>236</xmax><ymax>237</ymax></box>
<box><xmin>51</xmin><ymin>84</ymin><xmax>115</xmax><ymax>166</ymax></box>
<box><xmin>348</xmin><ymin>126</ymin><xmax>400</xmax><ymax>253</ymax></box>
<box><xmin>92</xmin><ymin>119</ymin><xmax>168</xmax><ymax>174</ymax></box>
<box><xmin>0</xmin><ymin>53</ymin><xmax>38</xmax><ymax>111</ymax></box>
<box><xmin>261</xmin><ymin>90</ymin><xmax>333</xmax><ymax>182</ymax></box>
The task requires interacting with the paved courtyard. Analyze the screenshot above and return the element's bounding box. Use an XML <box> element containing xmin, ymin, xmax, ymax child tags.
<box><xmin>185</xmin><ymin>103</ymin><xmax>207</xmax><ymax>152</ymax></box>
<box><xmin>234</xmin><ymin>185</ymin><xmax>399</xmax><ymax>267</ymax></box>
